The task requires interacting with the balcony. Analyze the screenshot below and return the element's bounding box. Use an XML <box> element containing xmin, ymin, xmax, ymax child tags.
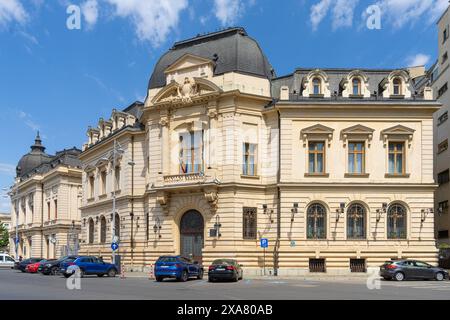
<box><xmin>163</xmin><ymin>173</ymin><xmax>206</xmax><ymax>185</ymax></box>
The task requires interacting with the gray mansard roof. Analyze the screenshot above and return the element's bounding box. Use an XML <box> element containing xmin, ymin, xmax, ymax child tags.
<box><xmin>271</xmin><ymin>68</ymin><xmax>420</xmax><ymax>100</ymax></box>
<box><xmin>148</xmin><ymin>27</ymin><xmax>275</xmax><ymax>90</ymax></box>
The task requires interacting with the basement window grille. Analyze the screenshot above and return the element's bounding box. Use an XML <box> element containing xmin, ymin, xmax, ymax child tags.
<box><xmin>350</xmin><ymin>259</ymin><xmax>366</xmax><ymax>273</ymax></box>
<box><xmin>309</xmin><ymin>259</ymin><xmax>326</xmax><ymax>273</ymax></box>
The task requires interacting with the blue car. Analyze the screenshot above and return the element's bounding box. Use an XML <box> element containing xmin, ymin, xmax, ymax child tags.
<box><xmin>61</xmin><ymin>256</ymin><xmax>118</xmax><ymax>278</ymax></box>
<box><xmin>155</xmin><ymin>256</ymin><xmax>204</xmax><ymax>282</ymax></box>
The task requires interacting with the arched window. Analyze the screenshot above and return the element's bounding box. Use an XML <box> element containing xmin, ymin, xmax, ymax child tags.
<box><xmin>100</xmin><ymin>216</ymin><xmax>106</xmax><ymax>244</ymax></box>
<box><xmin>387</xmin><ymin>204</ymin><xmax>407</xmax><ymax>239</ymax></box>
<box><xmin>393</xmin><ymin>78</ymin><xmax>402</xmax><ymax>95</ymax></box>
<box><xmin>307</xmin><ymin>203</ymin><xmax>327</xmax><ymax>239</ymax></box>
<box><xmin>347</xmin><ymin>204</ymin><xmax>366</xmax><ymax>239</ymax></box>
<box><xmin>352</xmin><ymin>78</ymin><xmax>361</xmax><ymax>95</ymax></box>
<box><xmin>114</xmin><ymin>213</ymin><xmax>120</xmax><ymax>240</ymax></box>
<box><xmin>312</xmin><ymin>78</ymin><xmax>322</xmax><ymax>95</ymax></box>
<box><xmin>88</xmin><ymin>218</ymin><xmax>94</xmax><ymax>244</ymax></box>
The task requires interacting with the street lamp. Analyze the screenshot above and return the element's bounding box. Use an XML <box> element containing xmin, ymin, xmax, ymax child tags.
<box><xmin>214</xmin><ymin>215</ymin><xmax>222</xmax><ymax>237</ymax></box>
<box><xmin>291</xmin><ymin>203</ymin><xmax>299</xmax><ymax>222</ymax></box>
<box><xmin>335</xmin><ymin>203</ymin><xmax>346</xmax><ymax>222</ymax></box>
<box><xmin>376</xmin><ymin>203</ymin><xmax>388</xmax><ymax>222</ymax></box>
<box><xmin>421</xmin><ymin>208</ymin><xmax>433</xmax><ymax>223</ymax></box>
<box><xmin>153</xmin><ymin>217</ymin><xmax>162</xmax><ymax>238</ymax></box>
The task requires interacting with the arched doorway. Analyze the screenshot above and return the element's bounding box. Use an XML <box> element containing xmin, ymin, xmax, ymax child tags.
<box><xmin>180</xmin><ymin>210</ymin><xmax>204</xmax><ymax>263</ymax></box>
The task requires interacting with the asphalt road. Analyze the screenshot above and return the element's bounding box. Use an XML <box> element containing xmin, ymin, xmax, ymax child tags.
<box><xmin>1</xmin><ymin>269</ymin><xmax>450</xmax><ymax>300</ymax></box>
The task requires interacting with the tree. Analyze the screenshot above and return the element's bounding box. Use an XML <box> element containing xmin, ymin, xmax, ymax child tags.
<box><xmin>0</xmin><ymin>222</ymin><xmax>9</xmax><ymax>250</ymax></box>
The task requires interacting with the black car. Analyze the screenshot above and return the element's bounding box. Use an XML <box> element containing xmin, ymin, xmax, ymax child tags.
<box><xmin>39</xmin><ymin>256</ymin><xmax>78</xmax><ymax>275</ymax></box>
<box><xmin>17</xmin><ymin>258</ymin><xmax>44</xmax><ymax>273</ymax></box>
<box><xmin>208</xmin><ymin>259</ymin><xmax>243</xmax><ymax>282</ymax></box>
<box><xmin>380</xmin><ymin>259</ymin><xmax>449</xmax><ymax>281</ymax></box>
<box><xmin>438</xmin><ymin>248</ymin><xmax>450</xmax><ymax>269</ymax></box>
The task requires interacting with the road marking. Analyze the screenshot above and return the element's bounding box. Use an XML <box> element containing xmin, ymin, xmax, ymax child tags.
<box><xmin>293</xmin><ymin>284</ymin><xmax>318</xmax><ymax>288</ymax></box>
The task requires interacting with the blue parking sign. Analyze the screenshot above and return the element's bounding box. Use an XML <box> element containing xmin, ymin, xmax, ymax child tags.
<box><xmin>260</xmin><ymin>238</ymin><xmax>268</xmax><ymax>248</ymax></box>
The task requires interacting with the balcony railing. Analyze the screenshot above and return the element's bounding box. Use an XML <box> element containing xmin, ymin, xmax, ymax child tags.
<box><xmin>163</xmin><ymin>173</ymin><xmax>206</xmax><ymax>185</ymax></box>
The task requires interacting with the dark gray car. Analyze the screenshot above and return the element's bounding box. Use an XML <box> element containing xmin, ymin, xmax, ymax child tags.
<box><xmin>380</xmin><ymin>260</ymin><xmax>448</xmax><ymax>281</ymax></box>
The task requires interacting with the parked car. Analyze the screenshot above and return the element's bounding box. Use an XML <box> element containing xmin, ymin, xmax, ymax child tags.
<box><xmin>26</xmin><ymin>259</ymin><xmax>54</xmax><ymax>273</ymax></box>
<box><xmin>438</xmin><ymin>248</ymin><xmax>450</xmax><ymax>269</ymax></box>
<box><xmin>208</xmin><ymin>259</ymin><xmax>243</xmax><ymax>282</ymax></box>
<box><xmin>39</xmin><ymin>256</ymin><xmax>78</xmax><ymax>275</ymax></box>
<box><xmin>380</xmin><ymin>259</ymin><xmax>449</xmax><ymax>281</ymax></box>
<box><xmin>17</xmin><ymin>258</ymin><xmax>44</xmax><ymax>273</ymax></box>
<box><xmin>61</xmin><ymin>256</ymin><xmax>118</xmax><ymax>278</ymax></box>
<box><xmin>154</xmin><ymin>256</ymin><xmax>204</xmax><ymax>282</ymax></box>
<box><xmin>0</xmin><ymin>253</ymin><xmax>16</xmax><ymax>269</ymax></box>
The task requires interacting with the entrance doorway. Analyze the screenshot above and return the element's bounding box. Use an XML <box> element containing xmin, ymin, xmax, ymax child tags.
<box><xmin>180</xmin><ymin>210</ymin><xmax>204</xmax><ymax>263</ymax></box>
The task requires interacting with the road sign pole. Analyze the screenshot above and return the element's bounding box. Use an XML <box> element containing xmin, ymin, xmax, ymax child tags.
<box><xmin>263</xmin><ymin>247</ymin><xmax>266</xmax><ymax>276</ymax></box>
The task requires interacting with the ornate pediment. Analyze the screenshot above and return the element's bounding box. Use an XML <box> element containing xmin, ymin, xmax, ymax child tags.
<box><xmin>300</xmin><ymin>124</ymin><xmax>334</xmax><ymax>147</ymax></box>
<box><xmin>341</xmin><ymin>124</ymin><xmax>375</xmax><ymax>147</ymax></box>
<box><xmin>165</xmin><ymin>54</ymin><xmax>214</xmax><ymax>74</ymax></box>
<box><xmin>381</xmin><ymin>125</ymin><xmax>415</xmax><ymax>147</ymax></box>
<box><xmin>151</xmin><ymin>77</ymin><xmax>222</xmax><ymax>106</ymax></box>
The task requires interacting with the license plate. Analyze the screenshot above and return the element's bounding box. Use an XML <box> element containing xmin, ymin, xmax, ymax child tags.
<box><xmin>216</xmin><ymin>268</ymin><xmax>225</xmax><ymax>271</ymax></box>
<box><xmin>160</xmin><ymin>266</ymin><xmax>169</xmax><ymax>268</ymax></box>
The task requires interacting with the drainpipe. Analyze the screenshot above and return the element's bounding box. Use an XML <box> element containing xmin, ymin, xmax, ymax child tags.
<box><xmin>41</xmin><ymin>183</ymin><xmax>44</xmax><ymax>258</ymax></box>
<box><xmin>130</xmin><ymin>135</ymin><xmax>135</xmax><ymax>269</ymax></box>
<box><xmin>274</xmin><ymin>109</ymin><xmax>281</xmax><ymax>277</ymax></box>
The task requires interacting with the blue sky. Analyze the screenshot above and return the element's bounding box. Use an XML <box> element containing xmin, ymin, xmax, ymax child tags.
<box><xmin>0</xmin><ymin>0</ymin><xmax>448</xmax><ymax>211</ymax></box>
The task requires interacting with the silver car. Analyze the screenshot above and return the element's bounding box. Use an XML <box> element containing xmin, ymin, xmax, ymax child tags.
<box><xmin>0</xmin><ymin>253</ymin><xmax>15</xmax><ymax>269</ymax></box>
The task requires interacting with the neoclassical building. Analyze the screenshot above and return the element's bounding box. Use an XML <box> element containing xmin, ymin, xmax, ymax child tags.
<box><xmin>9</xmin><ymin>134</ymin><xmax>82</xmax><ymax>259</ymax></box>
<box><xmin>79</xmin><ymin>27</ymin><xmax>440</xmax><ymax>275</ymax></box>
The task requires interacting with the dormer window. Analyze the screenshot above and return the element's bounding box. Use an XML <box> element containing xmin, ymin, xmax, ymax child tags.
<box><xmin>393</xmin><ymin>78</ymin><xmax>402</xmax><ymax>95</ymax></box>
<box><xmin>352</xmin><ymin>78</ymin><xmax>361</xmax><ymax>95</ymax></box>
<box><xmin>313</xmin><ymin>78</ymin><xmax>321</xmax><ymax>95</ymax></box>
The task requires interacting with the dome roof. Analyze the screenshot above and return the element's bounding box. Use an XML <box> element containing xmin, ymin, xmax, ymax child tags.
<box><xmin>16</xmin><ymin>132</ymin><xmax>52</xmax><ymax>178</ymax></box>
<box><xmin>148</xmin><ymin>27</ymin><xmax>275</xmax><ymax>90</ymax></box>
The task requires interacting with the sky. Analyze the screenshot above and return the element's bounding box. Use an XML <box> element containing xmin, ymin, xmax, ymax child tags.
<box><xmin>0</xmin><ymin>0</ymin><xmax>448</xmax><ymax>212</ymax></box>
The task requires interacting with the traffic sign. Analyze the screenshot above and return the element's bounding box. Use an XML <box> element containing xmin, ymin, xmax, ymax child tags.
<box><xmin>260</xmin><ymin>238</ymin><xmax>269</xmax><ymax>248</ymax></box>
<box><xmin>111</xmin><ymin>242</ymin><xmax>119</xmax><ymax>251</ymax></box>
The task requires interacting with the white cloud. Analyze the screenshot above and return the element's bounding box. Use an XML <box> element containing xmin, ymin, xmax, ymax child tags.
<box><xmin>406</xmin><ymin>53</ymin><xmax>431</xmax><ymax>67</ymax></box>
<box><xmin>0</xmin><ymin>164</ymin><xmax>15</xmax><ymax>177</ymax></box>
<box><xmin>332</xmin><ymin>0</ymin><xmax>358</xmax><ymax>30</ymax></box>
<box><xmin>18</xmin><ymin>111</ymin><xmax>41</xmax><ymax>132</ymax></box>
<box><xmin>214</xmin><ymin>0</ymin><xmax>244</xmax><ymax>26</ymax></box>
<box><xmin>81</xmin><ymin>0</ymin><xmax>99</xmax><ymax>29</ymax></box>
<box><xmin>310</xmin><ymin>0</ymin><xmax>332</xmax><ymax>31</ymax></box>
<box><xmin>373</xmin><ymin>0</ymin><xmax>447</xmax><ymax>28</ymax></box>
<box><xmin>105</xmin><ymin>0</ymin><xmax>188</xmax><ymax>46</ymax></box>
<box><xmin>0</xmin><ymin>0</ymin><xmax>28</xmax><ymax>27</ymax></box>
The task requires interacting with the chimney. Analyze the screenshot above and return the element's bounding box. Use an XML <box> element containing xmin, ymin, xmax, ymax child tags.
<box><xmin>280</xmin><ymin>86</ymin><xmax>289</xmax><ymax>100</ymax></box>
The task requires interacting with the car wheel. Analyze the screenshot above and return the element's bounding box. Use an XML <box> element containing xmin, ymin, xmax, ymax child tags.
<box><xmin>156</xmin><ymin>276</ymin><xmax>164</xmax><ymax>282</ymax></box>
<box><xmin>197</xmin><ymin>269</ymin><xmax>204</xmax><ymax>280</ymax></box>
<box><xmin>51</xmin><ymin>267</ymin><xmax>58</xmax><ymax>276</ymax></box>
<box><xmin>436</xmin><ymin>272</ymin><xmax>445</xmax><ymax>281</ymax></box>
<box><xmin>179</xmin><ymin>270</ymin><xmax>188</xmax><ymax>282</ymax></box>
<box><xmin>208</xmin><ymin>277</ymin><xmax>214</xmax><ymax>283</ymax></box>
<box><xmin>394</xmin><ymin>272</ymin><xmax>405</xmax><ymax>281</ymax></box>
<box><xmin>108</xmin><ymin>269</ymin><xmax>117</xmax><ymax>278</ymax></box>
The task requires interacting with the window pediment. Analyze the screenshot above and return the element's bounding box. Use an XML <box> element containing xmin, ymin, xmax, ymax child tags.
<box><xmin>341</xmin><ymin>124</ymin><xmax>375</xmax><ymax>146</ymax></box>
<box><xmin>300</xmin><ymin>124</ymin><xmax>334</xmax><ymax>147</ymax></box>
<box><xmin>302</xmin><ymin>69</ymin><xmax>331</xmax><ymax>98</ymax></box>
<box><xmin>381</xmin><ymin>125</ymin><xmax>415</xmax><ymax>147</ymax></box>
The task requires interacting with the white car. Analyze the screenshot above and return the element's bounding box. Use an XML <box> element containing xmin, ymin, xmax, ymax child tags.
<box><xmin>0</xmin><ymin>253</ymin><xmax>15</xmax><ymax>269</ymax></box>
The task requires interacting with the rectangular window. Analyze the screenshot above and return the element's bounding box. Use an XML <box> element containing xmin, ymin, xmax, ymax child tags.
<box><xmin>243</xmin><ymin>207</ymin><xmax>257</xmax><ymax>240</ymax></box>
<box><xmin>308</xmin><ymin>141</ymin><xmax>325</xmax><ymax>174</ymax></box>
<box><xmin>438</xmin><ymin>169</ymin><xmax>450</xmax><ymax>185</ymax></box>
<box><xmin>54</xmin><ymin>200</ymin><xmax>57</xmax><ymax>220</ymax></box>
<box><xmin>438</xmin><ymin>83</ymin><xmax>448</xmax><ymax>98</ymax></box>
<box><xmin>242</xmin><ymin>143</ymin><xmax>257</xmax><ymax>176</ymax></box>
<box><xmin>438</xmin><ymin>111</ymin><xmax>448</xmax><ymax>126</ymax></box>
<box><xmin>101</xmin><ymin>170</ymin><xmax>107</xmax><ymax>195</ymax></box>
<box><xmin>438</xmin><ymin>139</ymin><xmax>448</xmax><ymax>154</ymax></box>
<box><xmin>309</xmin><ymin>259</ymin><xmax>326</xmax><ymax>273</ymax></box>
<box><xmin>47</xmin><ymin>202</ymin><xmax>50</xmax><ymax>221</ymax></box>
<box><xmin>89</xmin><ymin>175</ymin><xmax>95</xmax><ymax>198</ymax></box>
<box><xmin>443</xmin><ymin>52</ymin><xmax>448</xmax><ymax>64</ymax></box>
<box><xmin>348</xmin><ymin>142</ymin><xmax>365</xmax><ymax>174</ymax></box>
<box><xmin>439</xmin><ymin>200</ymin><xmax>449</xmax><ymax>214</ymax></box>
<box><xmin>444</xmin><ymin>27</ymin><xmax>448</xmax><ymax>43</ymax></box>
<box><xmin>350</xmin><ymin>259</ymin><xmax>366</xmax><ymax>273</ymax></box>
<box><xmin>179</xmin><ymin>130</ymin><xmax>204</xmax><ymax>174</ymax></box>
<box><xmin>388</xmin><ymin>142</ymin><xmax>405</xmax><ymax>175</ymax></box>
<box><xmin>115</xmin><ymin>166</ymin><xmax>121</xmax><ymax>191</ymax></box>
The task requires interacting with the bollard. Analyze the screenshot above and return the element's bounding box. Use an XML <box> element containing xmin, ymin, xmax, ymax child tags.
<box><xmin>149</xmin><ymin>264</ymin><xmax>155</xmax><ymax>280</ymax></box>
<box><xmin>120</xmin><ymin>263</ymin><xmax>126</xmax><ymax>279</ymax></box>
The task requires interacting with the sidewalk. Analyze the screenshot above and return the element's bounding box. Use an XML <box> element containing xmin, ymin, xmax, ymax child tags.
<box><xmin>119</xmin><ymin>271</ymin><xmax>370</xmax><ymax>282</ymax></box>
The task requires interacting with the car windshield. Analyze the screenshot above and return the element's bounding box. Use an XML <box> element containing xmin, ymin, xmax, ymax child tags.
<box><xmin>158</xmin><ymin>257</ymin><xmax>178</xmax><ymax>263</ymax></box>
<box><xmin>212</xmin><ymin>260</ymin><xmax>236</xmax><ymax>265</ymax></box>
